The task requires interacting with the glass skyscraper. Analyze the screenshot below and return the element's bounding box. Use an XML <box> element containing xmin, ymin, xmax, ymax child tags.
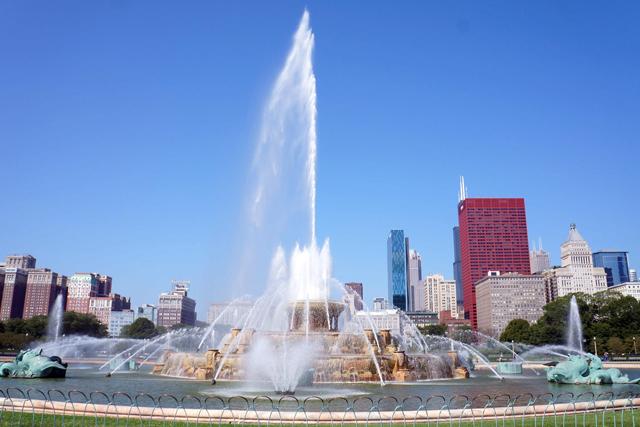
<box><xmin>387</xmin><ymin>230</ymin><xmax>409</xmax><ymax>311</ymax></box>
<box><xmin>592</xmin><ymin>250</ymin><xmax>629</xmax><ymax>286</ymax></box>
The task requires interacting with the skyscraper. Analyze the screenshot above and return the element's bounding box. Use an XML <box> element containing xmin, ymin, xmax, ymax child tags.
<box><xmin>387</xmin><ymin>230</ymin><xmax>410</xmax><ymax>311</ymax></box>
<box><xmin>452</xmin><ymin>226</ymin><xmax>463</xmax><ymax>304</ymax></box>
<box><xmin>408</xmin><ymin>250</ymin><xmax>423</xmax><ymax>311</ymax></box>
<box><xmin>631</xmin><ymin>269</ymin><xmax>638</xmax><ymax>282</ymax></box>
<box><xmin>592</xmin><ymin>250</ymin><xmax>630</xmax><ymax>286</ymax></box>
<box><xmin>423</xmin><ymin>274</ymin><xmax>458</xmax><ymax>318</ymax></box>
<box><xmin>543</xmin><ymin>224</ymin><xmax>607</xmax><ymax>300</ymax></box>
<box><xmin>157</xmin><ymin>280</ymin><xmax>196</xmax><ymax>328</ymax></box>
<box><xmin>530</xmin><ymin>239</ymin><xmax>551</xmax><ymax>273</ymax></box>
<box><xmin>457</xmin><ymin>190</ymin><xmax>531</xmax><ymax>329</ymax></box>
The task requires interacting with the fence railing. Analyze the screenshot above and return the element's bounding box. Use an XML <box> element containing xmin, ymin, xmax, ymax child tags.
<box><xmin>0</xmin><ymin>388</ymin><xmax>638</xmax><ymax>425</ymax></box>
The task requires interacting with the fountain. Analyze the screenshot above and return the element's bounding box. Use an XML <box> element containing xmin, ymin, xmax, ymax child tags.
<box><xmin>153</xmin><ymin>10</ymin><xmax>468</xmax><ymax>392</ymax></box>
<box><xmin>566</xmin><ymin>295</ymin><xmax>583</xmax><ymax>352</ymax></box>
<box><xmin>47</xmin><ymin>293</ymin><xmax>64</xmax><ymax>341</ymax></box>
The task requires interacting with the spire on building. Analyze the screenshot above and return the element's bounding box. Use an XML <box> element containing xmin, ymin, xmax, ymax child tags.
<box><xmin>458</xmin><ymin>176</ymin><xmax>468</xmax><ymax>202</ymax></box>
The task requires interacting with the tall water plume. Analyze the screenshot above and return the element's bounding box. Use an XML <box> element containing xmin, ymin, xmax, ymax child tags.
<box><xmin>566</xmin><ymin>295</ymin><xmax>583</xmax><ymax>352</ymax></box>
<box><xmin>47</xmin><ymin>294</ymin><xmax>64</xmax><ymax>341</ymax></box>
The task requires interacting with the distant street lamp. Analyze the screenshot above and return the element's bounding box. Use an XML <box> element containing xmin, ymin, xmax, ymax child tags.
<box><xmin>593</xmin><ymin>337</ymin><xmax>598</xmax><ymax>357</ymax></box>
<box><xmin>633</xmin><ymin>337</ymin><xmax>637</xmax><ymax>355</ymax></box>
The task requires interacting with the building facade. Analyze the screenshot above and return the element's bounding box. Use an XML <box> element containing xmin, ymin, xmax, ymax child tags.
<box><xmin>4</xmin><ymin>255</ymin><xmax>36</xmax><ymax>269</ymax></box>
<box><xmin>354</xmin><ymin>309</ymin><xmax>401</xmax><ymax>335</ymax></box>
<box><xmin>608</xmin><ymin>282</ymin><xmax>640</xmax><ymax>301</ymax></box>
<box><xmin>592</xmin><ymin>250</ymin><xmax>630</xmax><ymax>286</ymax></box>
<box><xmin>423</xmin><ymin>274</ymin><xmax>458</xmax><ymax>318</ymax></box>
<box><xmin>66</xmin><ymin>273</ymin><xmax>100</xmax><ymax>313</ymax></box>
<box><xmin>458</xmin><ymin>197</ymin><xmax>531</xmax><ymax>329</ymax></box>
<box><xmin>475</xmin><ymin>272</ymin><xmax>546</xmax><ymax>337</ymax></box>
<box><xmin>109</xmin><ymin>309</ymin><xmax>135</xmax><ymax>337</ymax></box>
<box><xmin>543</xmin><ymin>225</ymin><xmax>607</xmax><ymax>301</ymax></box>
<box><xmin>88</xmin><ymin>293</ymin><xmax>131</xmax><ymax>332</ymax></box>
<box><xmin>530</xmin><ymin>242</ymin><xmax>551</xmax><ymax>274</ymax></box>
<box><xmin>631</xmin><ymin>269</ymin><xmax>638</xmax><ymax>282</ymax></box>
<box><xmin>452</xmin><ymin>226</ymin><xmax>463</xmax><ymax>304</ymax></box>
<box><xmin>408</xmin><ymin>251</ymin><xmax>423</xmax><ymax>311</ymax></box>
<box><xmin>157</xmin><ymin>281</ymin><xmax>196</xmax><ymax>328</ymax></box>
<box><xmin>387</xmin><ymin>230</ymin><xmax>410</xmax><ymax>311</ymax></box>
<box><xmin>136</xmin><ymin>304</ymin><xmax>158</xmax><ymax>324</ymax></box>
<box><xmin>23</xmin><ymin>268</ymin><xmax>64</xmax><ymax>319</ymax></box>
<box><xmin>344</xmin><ymin>282</ymin><xmax>364</xmax><ymax>311</ymax></box>
<box><xmin>0</xmin><ymin>267</ymin><xmax>29</xmax><ymax>320</ymax></box>
<box><xmin>372</xmin><ymin>297</ymin><xmax>387</xmax><ymax>311</ymax></box>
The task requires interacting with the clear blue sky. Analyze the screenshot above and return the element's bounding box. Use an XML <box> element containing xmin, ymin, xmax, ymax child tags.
<box><xmin>1</xmin><ymin>1</ymin><xmax>639</xmax><ymax>319</ymax></box>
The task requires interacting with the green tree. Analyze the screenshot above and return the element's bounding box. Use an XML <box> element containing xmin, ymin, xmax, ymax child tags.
<box><xmin>500</xmin><ymin>319</ymin><xmax>531</xmax><ymax>343</ymax></box>
<box><xmin>63</xmin><ymin>312</ymin><xmax>108</xmax><ymax>337</ymax></box>
<box><xmin>120</xmin><ymin>318</ymin><xmax>159</xmax><ymax>339</ymax></box>
<box><xmin>606</xmin><ymin>337</ymin><xmax>626</xmax><ymax>355</ymax></box>
<box><xmin>419</xmin><ymin>324</ymin><xmax>447</xmax><ymax>336</ymax></box>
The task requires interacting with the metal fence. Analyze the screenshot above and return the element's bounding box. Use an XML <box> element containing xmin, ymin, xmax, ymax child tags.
<box><xmin>0</xmin><ymin>388</ymin><xmax>638</xmax><ymax>425</ymax></box>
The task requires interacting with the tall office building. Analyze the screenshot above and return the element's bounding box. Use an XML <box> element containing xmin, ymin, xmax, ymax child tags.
<box><xmin>530</xmin><ymin>240</ymin><xmax>551</xmax><ymax>273</ymax></box>
<box><xmin>157</xmin><ymin>280</ymin><xmax>196</xmax><ymax>328</ymax></box>
<box><xmin>543</xmin><ymin>224</ymin><xmax>607</xmax><ymax>300</ymax></box>
<box><xmin>457</xmin><ymin>191</ymin><xmax>531</xmax><ymax>329</ymax></box>
<box><xmin>408</xmin><ymin>250</ymin><xmax>423</xmax><ymax>311</ymax></box>
<box><xmin>423</xmin><ymin>274</ymin><xmax>458</xmax><ymax>318</ymax></box>
<box><xmin>0</xmin><ymin>267</ymin><xmax>29</xmax><ymax>320</ymax></box>
<box><xmin>592</xmin><ymin>250</ymin><xmax>630</xmax><ymax>286</ymax></box>
<box><xmin>67</xmin><ymin>273</ymin><xmax>100</xmax><ymax>313</ymax></box>
<box><xmin>452</xmin><ymin>226</ymin><xmax>463</xmax><ymax>304</ymax></box>
<box><xmin>344</xmin><ymin>282</ymin><xmax>364</xmax><ymax>310</ymax></box>
<box><xmin>387</xmin><ymin>230</ymin><xmax>410</xmax><ymax>311</ymax></box>
<box><xmin>136</xmin><ymin>304</ymin><xmax>158</xmax><ymax>324</ymax></box>
<box><xmin>23</xmin><ymin>268</ymin><xmax>65</xmax><ymax>319</ymax></box>
<box><xmin>89</xmin><ymin>293</ymin><xmax>131</xmax><ymax>333</ymax></box>
<box><xmin>4</xmin><ymin>255</ymin><xmax>36</xmax><ymax>269</ymax></box>
<box><xmin>631</xmin><ymin>269</ymin><xmax>638</xmax><ymax>282</ymax></box>
<box><xmin>475</xmin><ymin>272</ymin><xmax>545</xmax><ymax>337</ymax></box>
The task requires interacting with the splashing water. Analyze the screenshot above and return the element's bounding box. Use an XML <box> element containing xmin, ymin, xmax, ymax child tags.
<box><xmin>566</xmin><ymin>296</ymin><xmax>583</xmax><ymax>352</ymax></box>
<box><xmin>46</xmin><ymin>294</ymin><xmax>64</xmax><ymax>342</ymax></box>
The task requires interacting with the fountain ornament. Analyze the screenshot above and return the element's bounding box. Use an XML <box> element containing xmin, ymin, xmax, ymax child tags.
<box><xmin>546</xmin><ymin>354</ymin><xmax>640</xmax><ymax>384</ymax></box>
<box><xmin>153</xmin><ymin>10</ymin><xmax>468</xmax><ymax>393</ymax></box>
<box><xmin>546</xmin><ymin>294</ymin><xmax>639</xmax><ymax>385</ymax></box>
<box><xmin>0</xmin><ymin>349</ymin><xmax>68</xmax><ymax>378</ymax></box>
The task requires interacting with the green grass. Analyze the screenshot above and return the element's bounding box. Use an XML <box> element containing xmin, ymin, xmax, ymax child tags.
<box><xmin>0</xmin><ymin>409</ymin><xmax>637</xmax><ymax>426</ymax></box>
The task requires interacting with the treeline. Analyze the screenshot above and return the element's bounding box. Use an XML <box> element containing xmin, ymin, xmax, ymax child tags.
<box><xmin>0</xmin><ymin>312</ymin><xmax>107</xmax><ymax>352</ymax></box>
<box><xmin>500</xmin><ymin>293</ymin><xmax>640</xmax><ymax>354</ymax></box>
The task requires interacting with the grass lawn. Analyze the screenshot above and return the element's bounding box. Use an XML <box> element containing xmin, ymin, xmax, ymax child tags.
<box><xmin>0</xmin><ymin>408</ymin><xmax>637</xmax><ymax>426</ymax></box>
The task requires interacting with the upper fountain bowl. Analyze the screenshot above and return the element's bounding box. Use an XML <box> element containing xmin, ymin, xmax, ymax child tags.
<box><xmin>288</xmin><ymin>300</ymin><xmax>345</xmax><ymax>332</ymax></box>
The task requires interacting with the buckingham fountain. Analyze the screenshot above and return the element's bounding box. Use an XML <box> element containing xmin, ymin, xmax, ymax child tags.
<box><xmin>148</xmin><ymin>10</ymin><xmax>468</xmax><ymax>393</ymax></box>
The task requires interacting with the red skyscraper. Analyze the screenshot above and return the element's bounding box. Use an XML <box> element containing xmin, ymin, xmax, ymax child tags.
<box><xmin>458</xmin><ymin>197</ymin><xmax>531</xmax><ymax>329</ymax></box>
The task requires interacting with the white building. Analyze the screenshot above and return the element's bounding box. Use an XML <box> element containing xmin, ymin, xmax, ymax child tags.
<box><xmin>423</xmin><ymin>274</ymin><xmax>458</xmax><ymax>318</ymax></box>
<box><xmin>109</xmin><ymin>309</ymin><xmax>135</xmax><ymax>337</ymax></box>
<box><xmin>543</xmin><ymin>224</ymin><xmax>607</xmax><ymax>301</ymax></box>
<box><xmin>608</xmin><ymin>282</ymin><xmax>640</xmax><ymax>301</ymax></box>
<box><xmin>354</xmin><ymin>309</ymin><xmax>401</xmax><ymax>335</ymax></box>
<box><xmin>630</xmin><ymin>269</ymin><xmax>638</xmax><ymax>282</ymax></box>
<box><xmin>475</xmin><ymin>272</ymin><xmax>546</xmax><ymax>337</ymax></box>
<box><xmin>136</xmin><ymin>304</ymin><xmax>157</xmax><ymax>324</ymax></box>
<box><xmin>408</xmin><ymin>250</ymin><xmax>423</xmax><ymax>311</ymax></box>
<box><xmin>530</xmin><ymin>240</ymin><xmax>551</xmax><ymax>273</ymax></box>
<box><xmin>372</xmin><ymin>297</ymin><xmax>387</xmax><ymax>311</ymax></box>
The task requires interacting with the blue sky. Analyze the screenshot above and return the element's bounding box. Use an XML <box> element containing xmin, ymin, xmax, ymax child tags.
<box><xmin>1</xmin><ymin>1</ymin><xmax>639</xmax><ymax>318</ymax></box>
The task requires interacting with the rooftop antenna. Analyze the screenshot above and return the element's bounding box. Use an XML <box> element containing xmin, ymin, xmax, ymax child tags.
<box><xmin>458</xmin><ymin>176</ymin><xmax>467</xmax><ymax>202</ymax></box>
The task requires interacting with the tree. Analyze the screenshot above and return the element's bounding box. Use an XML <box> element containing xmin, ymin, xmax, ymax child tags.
<box><xmin>606</xmin><ymin>337</ymin><xmax>626</xmax><ymax>355</ymax></box>
<box><xmin>500</xmin><ymin>319</ymin><xmax>531</xmax><ymax>343</ymax></box>
<box><xmin>419</xmin><ymin>324</ymin><xmax>447</xmax><ymax>336</ymax></box>
<box><xmin>120</xmin><ymin>318</ymin><xmax>159</xmax><ymax>339</ymax></box>
<box><xmin>63</xmin><ymin>312</ymin><xmax>107</xmax><ymax>337</ymax></box>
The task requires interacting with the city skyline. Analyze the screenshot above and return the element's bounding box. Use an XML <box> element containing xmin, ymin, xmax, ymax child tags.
<box><xmin>1</xmin><ymin>2</ymin><xmax>639</xmax><ymax>318</ymax></box>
